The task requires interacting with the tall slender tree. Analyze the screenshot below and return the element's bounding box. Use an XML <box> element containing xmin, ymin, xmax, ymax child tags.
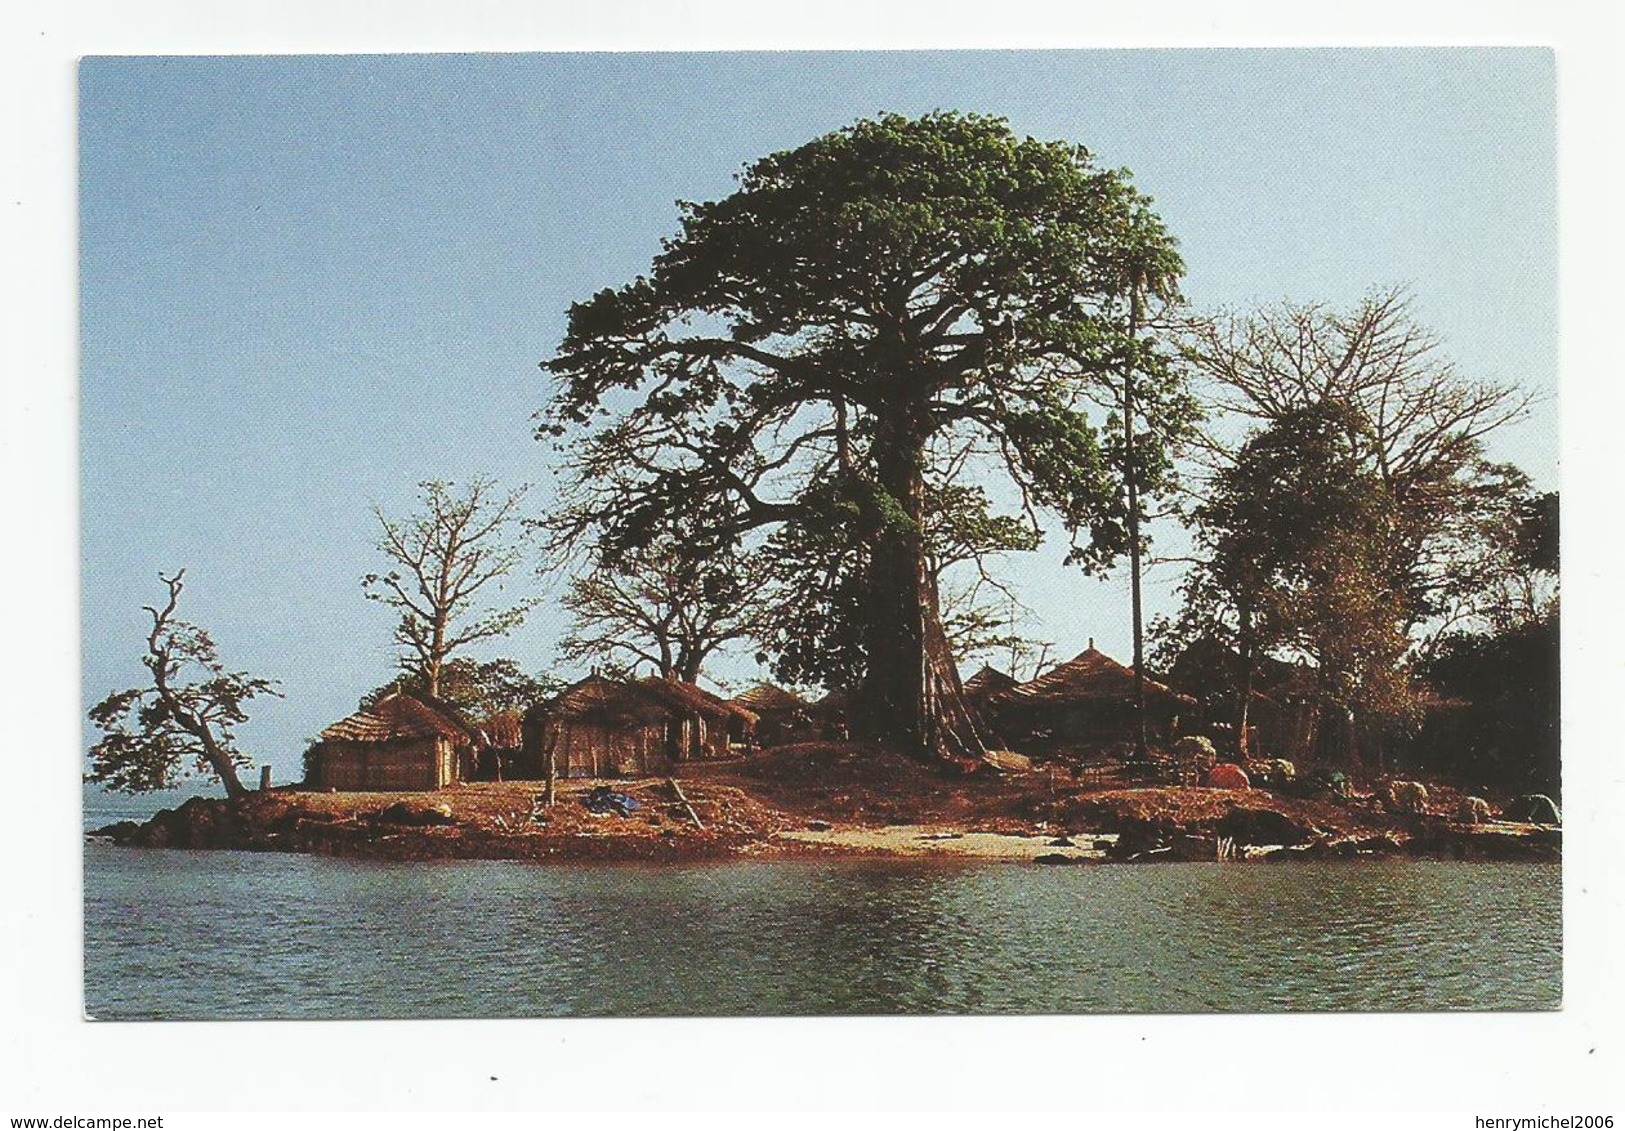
<box><xmin>1113</xmin><ymin>222</ymin><xmax>1185</xmax><ymax>760</ymax></box>
<box><xmin>539</xmin><ymin>113</ymin><xmax>1193</xmax><ymax>765</ymax></box>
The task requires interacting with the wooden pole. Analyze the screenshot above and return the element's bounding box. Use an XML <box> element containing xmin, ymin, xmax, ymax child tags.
<box><xmin>545</xmin><ymin>732</ymin><xmax>558</xmax><ymax>808</ymax></box>
<box><xmin>668</xmin><ymin>778</ymin><xmax>705</xmax><ymax>830</ymax></box>
<box><xmin>259</xmin><ymin>765</ymin><xmax>272</xmax><ymax>791</ymax></box>
<box><xmin>1124</xmin><ymin>282</ymin><xmax>1148</xmax><ymax>762</ymax></box>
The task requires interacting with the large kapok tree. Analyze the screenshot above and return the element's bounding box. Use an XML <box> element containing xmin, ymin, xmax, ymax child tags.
<box><xmin>538</xmin><ymin>112</ymin><xmax>1189</xmax><ymax>766</ymax></box>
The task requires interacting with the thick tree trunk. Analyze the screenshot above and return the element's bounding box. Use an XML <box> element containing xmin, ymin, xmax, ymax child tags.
<box><xmin>854</xmin><ymin>417</ymin><xmax>988</xmax><ymax>768</ymax></box>
<box><xmin>425</xmin><ymin>613</ymin><xmax>448</xmax><ymax>698</ymax></box>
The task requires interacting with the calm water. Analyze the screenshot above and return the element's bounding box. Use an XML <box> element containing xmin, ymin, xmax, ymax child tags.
<box><xmin>83</xmin><ymin>843</ymin><xmax>1561</xmax><ymax>1019</ymax></box>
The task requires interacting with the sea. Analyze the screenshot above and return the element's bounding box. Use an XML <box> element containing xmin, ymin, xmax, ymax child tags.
<box><xmin>82</xmin><ymin>790</ymin><xmax>1562</xmax><ymax>1019</ymax></box>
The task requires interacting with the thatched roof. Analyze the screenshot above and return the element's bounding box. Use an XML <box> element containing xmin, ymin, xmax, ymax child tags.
<box><xmin>636</xmin><ymin>677</ymin><xmax>759</xmax><ymax>725</ymax></box>
<box><xmin>993</xmin><ymin>647</ymin><xmax>1196</xmax><ymax>709</ymax></box>
<box><xmin>730</xmin><ymin>683</ymin><xmax>810</xmax><ymax>714</ymax></box>
<box><xmin>320</xmin><ymin>693</ymin><xmax>474</xmax><ymax>745</ymax></box>
<box><xmin>545</xmin><ymin>675</ymin><xmax>669</xmax><ymax>724</ymax></box>
<box><xmin>539</xmin><ymin>675</ymin><xmax>758</xmax><ymax>726</ymax></box>
<box><xmin>963</xmin><ymin>665</ymin><xmax>1019</xmax><ymax>698</ymax></box>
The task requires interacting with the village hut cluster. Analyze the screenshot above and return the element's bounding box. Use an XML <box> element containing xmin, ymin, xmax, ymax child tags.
<box><xmin>520</xmin><ymin>675</ymin><xmax>757</xmax><ymax>779</ymax></box>
<box><xmin>305</xmin><ymin>676</ymin><xmax>761</xmax><ymax>792</ymax></box>
<box><xmin>303</xmin><ymin>640</ymin><xmax>1326</xmax><ymax>793</ymax></box>
<box><xmin>968</xmin><ymin>644</ymin><xmax>1195</xmax><ymax>754</ymax></box>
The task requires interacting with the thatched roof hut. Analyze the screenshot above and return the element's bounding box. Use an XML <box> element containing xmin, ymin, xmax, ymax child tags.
<box><xmin>635</xmin><ymin>676</ymin><xmax>758</xmax><ymax>733</ymax></box>
<box><xmin>519</xmin><ymin>675</ymin><xmax>758</xmax><ymax>779</ymax></box>
<box><xmin>307</xmin><ymin>693</ymin><xmax>476</xmax><ymax>791</ymax></box>
<box><xmin>729</xmin><ymin>683</ymin><xmax>814</xmax><ymax>747</ymax></box>
<box><xmin>995</xmin><ymin>647</ymin><xmax>1193</xmax><ymax>709</ymax></box>
<box><xmin>732</xmin><ymin>682</ymin><xmax>809</xmax><ymax>714</ymax></box>
<box><xmin>963</xmin><ymin>665</ymin><xmax>1019</xmax><ymax>699</ymax></box>
<box><xmin>986</xmin><ymin>645</ymin><xmax>1196</xmax><ymax>753</ymax></box>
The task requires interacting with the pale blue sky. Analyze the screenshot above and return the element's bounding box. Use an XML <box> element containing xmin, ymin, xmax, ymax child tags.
<box><xmin>80</xmin><ymin>49</ymin><xmax>1557</xmax><ymax>780</ymax></box>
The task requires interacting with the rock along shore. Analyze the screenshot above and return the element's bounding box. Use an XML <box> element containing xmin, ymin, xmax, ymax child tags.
<box><xmin>89</xmin><ymin>749</ymin><xmax>1560</xmax><ymax>866</ymax></box>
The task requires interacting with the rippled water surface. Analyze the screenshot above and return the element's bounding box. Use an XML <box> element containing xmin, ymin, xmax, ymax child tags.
<box><xmin>83</xmin><ymin>844</ymin><xmax>1560</xmax><ymax>1019</ymax></box>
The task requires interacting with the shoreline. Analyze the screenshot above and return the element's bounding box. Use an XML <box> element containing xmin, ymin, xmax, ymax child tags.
<box><xmin>87</xmin><ymin>768</ymin><xmax>1562</xmax><ymax>866</ymax></box>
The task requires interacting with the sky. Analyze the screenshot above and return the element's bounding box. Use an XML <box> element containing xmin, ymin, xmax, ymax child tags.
<box><xmin>78</xmin><ymin>48</ymin><xmax>1558</xmax><ymax>782</ymax></box>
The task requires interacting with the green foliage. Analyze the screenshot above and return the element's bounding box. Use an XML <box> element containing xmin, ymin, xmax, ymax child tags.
<box><xmin>749</xmin><ymin>466</ymin><xmax>1049</xmax><ymax>689</ymax></box>
<box><xmin>1445</xmin><ymin>487</ymin><xmax>1560</xmax><ymax>631</ymax></box>
<box><xmin>1182</xmin><ymin>401</ymin><xmax>1415</xmax><ymax>720</ymax></box>
<box><xmin>360</xmin><ymin>657</ymin><xmax>562</xmax><ymax>719</ymax></box>
<box><xmin>749</xmin><ymin>477</ymin><xmax>879</xmax><ymax>689</ymax></box>
<box><xmin>301</xmin><ymin>739</ymin><xmax>322</xmax><ymax>786</ymax></box>
<box><xmin>1514</xmin><ymin>491</ymin><xmax>1559</xmax><ymax>576</ymax></box>
<box><xmin>923</xmin><ymin>480</ymin><xmax>1042</xmax><ymax>569</ymax></box>
<box><xmin>1173</xmin><ymin>291</ymin><xmax>1545</xmax><ymax>752</ymax></box>
<box><xmin>1185</xmin><ymin>290</ymin><xmax>1535</xmax><ymax>640</ymax></box>
<box><xmin>539</xmin><ymin>112</ymin><xmax>1195</xmax><ymax>701</ymax></box>
<box><xmin>87</xmin><ymin>571</ymin><xmax>280</xmax><ymax>796</ymax></box>
<box><xmin>1416</xmin><ymin>612</ymin><xmax>1559</xmax><ymax>794</ymax></box>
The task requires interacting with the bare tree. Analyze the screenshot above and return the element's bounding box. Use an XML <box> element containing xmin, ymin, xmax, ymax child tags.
<box><xmin>1175</xmin><ymin>289</ymin><xmax>1537</xmax><ymax>762</ymax></box>
<box><xmin>561</xmin><ymin>539</ymin><xmax>771</xmax><ymax>683</ymax></box>
<box><xmin>363</xmin><ymin>479</ymin><xmax>539</xmax><ymax>698</ymax></box>
<box><xmin>88</xmin><ymin>570</ymin><xmax>281</xmax><ymax>800</ymax></box>
<box><xmin>937</xmin><ymin>577</ymin><xmax>1052</xmax><ymax>672</ymax></box>
<box><xmin>1183</xmin><ymin>288</ymin><xmax>1534</xmax><ymax>634</ymax></box>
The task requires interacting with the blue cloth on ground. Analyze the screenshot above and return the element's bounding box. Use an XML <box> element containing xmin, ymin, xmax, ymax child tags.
<box><xmin>583</xmin><ymin>786</ymin><xmax>641</xmax><ymax>817</ymax></box>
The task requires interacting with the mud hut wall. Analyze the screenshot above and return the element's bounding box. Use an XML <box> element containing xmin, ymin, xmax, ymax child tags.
<box><xmin>992</xmin><ymin>698</ymin><xmax>1182</xmax><ymax>754</ymax></box>
<box><xmin>443</xmin><ymin>738</ymin><xmax>470</xmax><ymax>787</ymax></box>
<box><xmin>665</xmin><ymin>711</ymin><xmax>742</xmax><ymax>761</ymax></box>
<box><xmin>663</xmin><ymin>715</ymin><xmax>700</xmax><ymax>762</ymax></box>
<box><xmin>712</xmin><ymin>714</ymin><xmax>735</xmax><ymax>759</ymax></box>
<box><xmin>314</xmin><ymin>737</ymin><xmax>451</xmax><ymax>791</ymax></box>
<box><xmin>670</xmin><ymin>716</ymin><xmax>695</xmax><ymax>762</ymax></box>
<box><xmin>695</xmin><ymin>715</ymin><xmax>720</xmax><ymax>760</ymax></box>
<box><xmin>552</xmin><ymin>719</ymin><xmax>672</xmax><ymax>778</ymax></box>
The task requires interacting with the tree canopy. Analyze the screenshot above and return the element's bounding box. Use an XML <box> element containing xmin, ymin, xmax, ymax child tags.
<box><xmin>1184</xmin><ymin>289</ymin><xmax>1533</xmax><ymax>638</ymax></box>
<box><xmin>561</xmin><ymin>535</ymin><xmax>773</xmax><ymax>684</ymax></box>
<box><xmin>1416</xmin><ymin>611</ymin><xmax>1559</xmax><ymax>793</ymax></box>
<box><xmin>539</xmin><ymin>111</ymin><xmax>1193</xmax><ymax>763</ymax></box>
<box><xmin>1169</xmin><ymin>292</ymin><xmax>1541</xmax><ymax>762</ymax></box>
<box><xmin>359</xmin><ymin>657</ymin><xmax>562</xmax><ymax>719</ymax></box>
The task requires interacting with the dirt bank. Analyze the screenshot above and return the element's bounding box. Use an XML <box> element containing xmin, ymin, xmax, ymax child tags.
<box><xmin>89</xmin><ymin>743</ymin><xmax>1561</xmax><ymax>864</ymax></box>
